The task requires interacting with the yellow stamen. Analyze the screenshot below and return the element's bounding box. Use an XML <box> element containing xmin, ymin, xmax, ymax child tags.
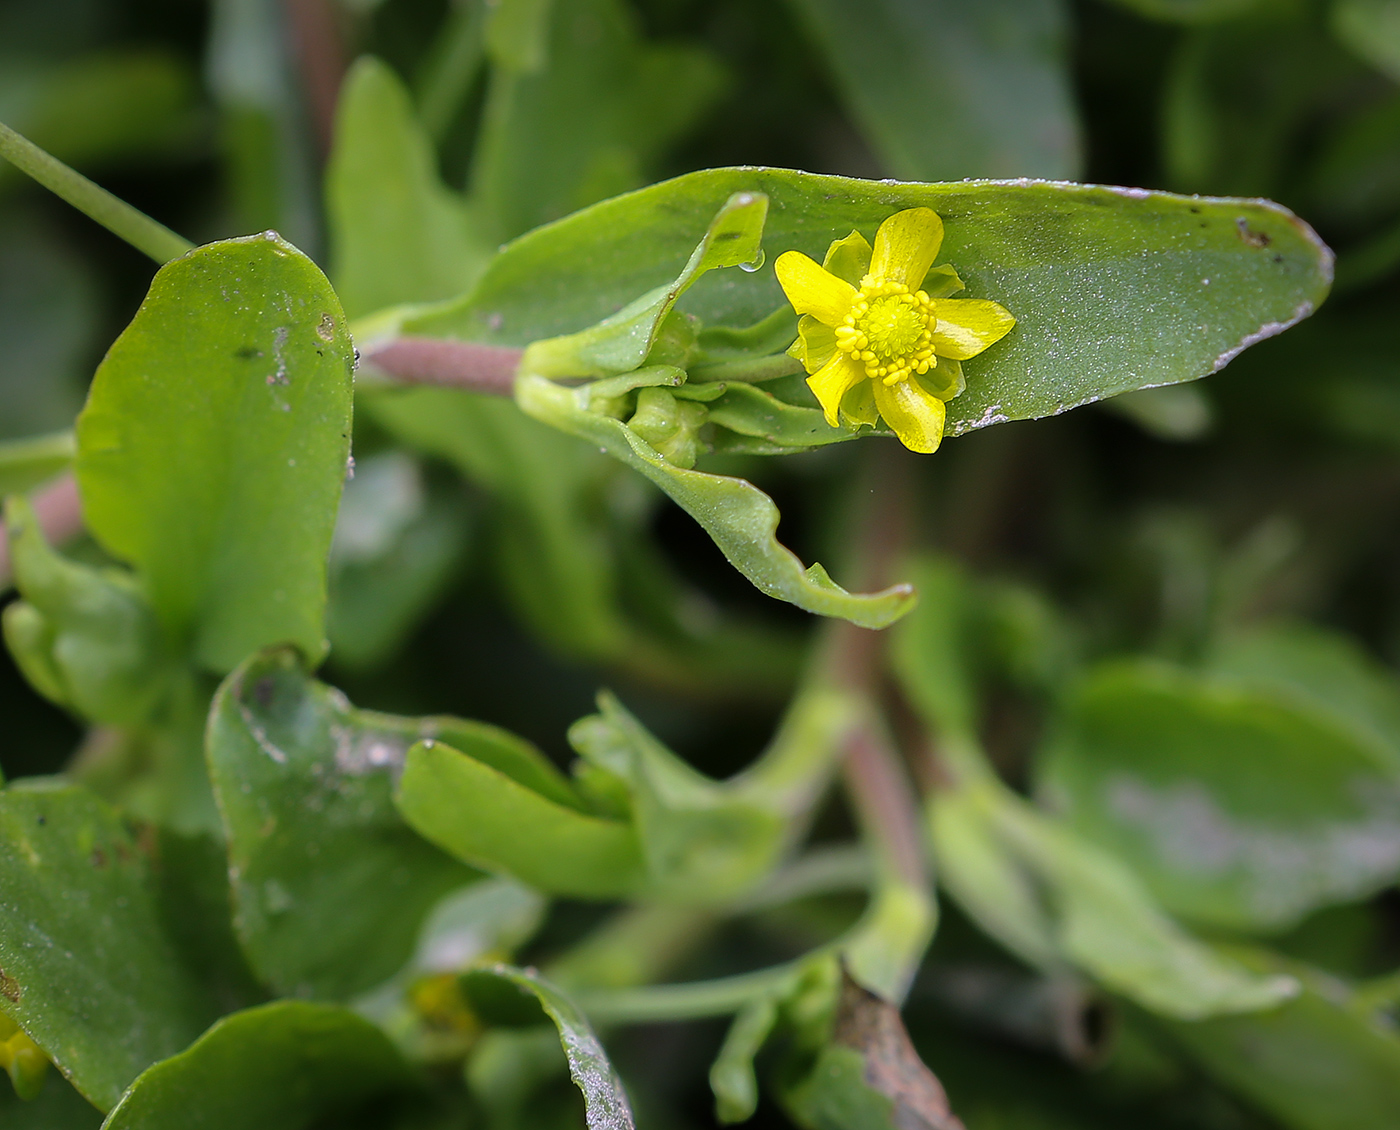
<box><xmin>834</xmin><ymin>274</ymin><xmax>936</xmax><ymax>385</ymax></box>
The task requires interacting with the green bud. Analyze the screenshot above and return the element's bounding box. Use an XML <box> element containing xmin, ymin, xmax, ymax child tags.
<box><xmin>0</xmin><ymin>1016</ymin><xmax>49</xmax><ymax>1102</ymax></box>
<box><xmin>628</xmin><ymin>388</ymin><xmax>708</xmax><ymax>469</ymax></box>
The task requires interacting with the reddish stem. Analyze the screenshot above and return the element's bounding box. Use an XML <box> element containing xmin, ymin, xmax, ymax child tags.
<box><xmin>364</xmin><ymin>337</ymin><xmax>523</xmax><ymax>396</ymax></box>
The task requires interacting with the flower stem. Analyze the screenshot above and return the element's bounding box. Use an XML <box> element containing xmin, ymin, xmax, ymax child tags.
<box><xmin>0</xmin><ymin>121</ymin><xmax>194</xmax><ymax>265</ymax></box>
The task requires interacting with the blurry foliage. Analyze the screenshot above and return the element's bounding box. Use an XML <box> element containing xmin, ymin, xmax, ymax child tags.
<box><xmin>3</xmin><ymin>0</ymin><xmax>1400</xmax><ymax>1128</ymax></box>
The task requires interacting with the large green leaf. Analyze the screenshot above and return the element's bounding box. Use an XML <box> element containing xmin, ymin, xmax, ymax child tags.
<box><xmin>783</xmin><ymin>0</ymin><xmax>1080</xmax><ymax>180</ymax></box>
<box><xmin>1155</xmin><ymin>950</ymin><xmax>1400</xmax><ymax>1130</ymax></box>
<box><xmin>75</xmin><ymin>233</ymin><xmax>354</xmax><ymax>674</ymax></box>
<box><xmin>396</xmin><ymin>737</ymin><xmax>647</xmax><ymax>899</ymax></box>
<box><xmin>100</xmin><ymin>1001</ymin><xmax>414</xmax><ymax>1130</ymax></box>
<box><xmin>0</xmin><ymin>782</ymin><xmax>218</xmax><ymax>1110</ymax></box>
<box><xmin>468</xmin><ymin>0</ymin><xmax>725</xmax><ymax>241</ymax></box>
<box><xmin>206</xmin><ymin>649</ymin><xmax>486</xmax><ymax>999</ymax></box>
<box><xmin>407</xmin><ymin>167</ymin><xmax>1331</xmax><ymax>438</ymax></box>
<box><xmin>1037</xmin><ymin>659</ymin><xmax>1400</xmax><ymax>932</ymax></box>
<box><xmin>326</xmin><ymin>57</ymin><xmax>488</xmax><ymax>320</ymax></box>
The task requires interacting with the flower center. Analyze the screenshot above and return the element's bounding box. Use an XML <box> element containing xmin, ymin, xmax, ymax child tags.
<box><xmin>834</xmin><ymin>276</ymin><xmax>937</xmax><ymax>385</ymax></box>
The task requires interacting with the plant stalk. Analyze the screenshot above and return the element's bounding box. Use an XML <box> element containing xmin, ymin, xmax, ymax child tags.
<box><xmin>0</xmin><ymin>122</ymin><xmax>194</xmax><ymax>265</ymax></box>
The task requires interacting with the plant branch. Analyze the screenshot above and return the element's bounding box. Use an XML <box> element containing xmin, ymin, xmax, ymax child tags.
<box><xmin>361</xmin><ymin>337</ymin><xmax>522</xmax><ymax>395</ymax></box>
<box><xmin>0</xmin><ymin>122</ymin><xmax>194</xmax><ymax>265</ymax></box>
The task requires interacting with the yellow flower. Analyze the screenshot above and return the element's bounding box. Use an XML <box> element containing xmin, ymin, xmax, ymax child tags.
<box><xmin>775</xmin><ymin>207</ymin><xmax>1016</xmax><ymax>454</ymax></box>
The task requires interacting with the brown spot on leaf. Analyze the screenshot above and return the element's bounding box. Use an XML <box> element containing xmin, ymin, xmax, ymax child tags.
<box><xmin>0</xmin><ymin>970</ymin><xmax>20</xmax><ymax>1003</ymax></box>
<box><xmin>833</xmin><ymin>968</ymin><xmax>965</xmax><ymax>1130</ymax></box>
<box><xmin>316</xmin><ymin>313</ymin><xmax>336</xmax><ymax>342</ymax></box>
<box><xmin>1236</xmin><ymin>218</ymin><xmax>1272</xmax><ymax>248</ymax></box>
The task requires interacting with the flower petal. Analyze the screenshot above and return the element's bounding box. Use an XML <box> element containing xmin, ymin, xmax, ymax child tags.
<box><xmin>807</xmin><ymin>353</ymin><xmax>866</xmax><ymax>427</ymax></box>
<box><xmin>822</xmin><ymin>230</ymin><xmax>874</xmax><ymax>286</ymax></box>
<box><xmin>775</xmin><ymin>251</ymin><xmax>858</xmax><ymax>325</ymax></box>
<box><xmin>930</xmin><ymin>299</ymin><xmax>1016</xmax><ymax>360</ymax></box>
<box><xmin>873</xmin><ymin>377</ymin><xmax>947</xmax><ymax>454</ymax></box>
<box><xmin>840</xmin><ymin>379</ymin><xmax>879</xmax><ymax>427</ymax></box>
<box><xmin>788</xmin><ymin>314</ymin><xmax>838</xmax><ymax>374</ymax></box>
<box><xmin>870</xmin><ymin>208</ymin><xmax>944</xmax><ymax>289</ymax></box>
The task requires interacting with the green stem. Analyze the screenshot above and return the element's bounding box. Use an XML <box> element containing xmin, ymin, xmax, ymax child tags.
<box><xmin>573</xmin><ymin>960</ymin><xmax>804</xmax><ymax>1023</ymax></box>
<box><xmin>689</xmin><ymin>353</ymin><xmax>803</xmax><ymax>384</ymax></box>
<box><xmin>0</xmin><ymin>121</ymin><xmax>194</xmax><ymax>265</ymax></box>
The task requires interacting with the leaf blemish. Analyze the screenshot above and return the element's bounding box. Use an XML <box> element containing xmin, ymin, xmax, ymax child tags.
<box><xmin>1235</xmin><ymin>218</ymin><xmax>1271</xmax><ymax>249</ymax></box>
<box><xmin>0</xmin><ymin>969</ymin><xmax>20</xmax><ymax>1002</ymax></box>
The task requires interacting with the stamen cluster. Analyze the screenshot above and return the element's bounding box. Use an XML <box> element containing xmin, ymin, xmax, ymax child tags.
<box><xmin>834</xmin><ymin>275</ymin><xmax>936</xmax><ymax>386</ymax></box>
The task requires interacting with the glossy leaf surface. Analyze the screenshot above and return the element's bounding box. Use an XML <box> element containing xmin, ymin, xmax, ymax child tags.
<box><xmin>75</xmin><ymin>233</ymin><xmax>354</xmax><ymax>673</ymax></box>
<box><xmin>0</xmin><ymin>782</ymin><xmax>217</xmax><ymax>1110</ymax></box>
<box><xmin>408</xmin><ymin>167</ymin><xmax>1331</xmax><ymax>437</ymax></box>
<box><xmin>206</xmin><ymin>649</ymin><xmax>484</xmax><ymax>999</ymax></box>
<box><xmin>100</xmin><ymin>1001</ymin><xmax>413</xmax><ymax>1129</ymax></box>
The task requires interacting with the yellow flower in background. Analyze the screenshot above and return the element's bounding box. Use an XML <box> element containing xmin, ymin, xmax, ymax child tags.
<box><xmin>775</xmin><ymin>207</ymin><xmax>1015</xmax><ymax>454</ymax></box>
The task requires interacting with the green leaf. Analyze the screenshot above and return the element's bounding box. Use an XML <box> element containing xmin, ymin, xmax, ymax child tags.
<box><xmin>938</xmin><ymin>778</ymin><xmax>1301</xmax><ymax>1019</ymax></box>
<box><xmin>522</xmin><ymin>190</ymin><xmax>767</xmax><ymax>379</ymax></box>
<box><xmin>407</xmin><ymin>167</ymin><xmax>1331</xmax><ymax>439</ymax></box>
<box><xmin>326</xmin><ymin>57</ymin><xmax>488</xmax><ymax>320</ymax></box>
<box><xmin>467</xmin><ymin>0</ymin><xmax>725</xmax><ymax>242</ymax></box>
<box><xmin>395</xmin><ymin>737</ymin><xmax>647</xmax><ymax>899</ymax></box>
<box><xmin>0</xmin><ymin>432</ymin><xmax>73</xmax><ymax>496</ymax></box>
<box><xmin>518</xmin><ymin>374</ymin><xmax>916</xmax><ymax>629</ymax></box>
<box><xmin>206</xmin><ymin>649</ymin><xmax>484</xmax><ymax>999</ymax></box>
<box><xmin>1206</xmin><ymin>622</ymin><xmax>1400</xmax><ymax>772</ymax></box>
<box><xmin>1154</xmin><ymin>949</ymin><xmax>1400</xmax><ymax>1130</ymax></box>
<box><xmin>100</xmin><ymin>1001</ymin><xmax>414</xmax><ymax>1130</ymax></box>
<box><xmin>782</xmin><ymin>0</ymin><xmax>1081</xmax><ymax>180</ymax></box>
<box><xmin>1036</xmin><ymin>658</ymin><xmax>1400</xmax><ymax>933</ymax></box>
<box><xmin>0</xmin><ymin>782</ymin><xmax>218</xmax><ymax>1110</ymax></box>
<box><xmin>567</xmin><ymin>691</ymin><xmax>791</xmax><ymax>902</ymax></box>
<box><xmin>469</xmin><ymin>965</ymin><xmax>635</xmax><ymax>1130</ymax></box>
<box><xmin>75</xmin><ymin>233</ymin><xmax>355</xmax><ymax>674</ymax></box>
